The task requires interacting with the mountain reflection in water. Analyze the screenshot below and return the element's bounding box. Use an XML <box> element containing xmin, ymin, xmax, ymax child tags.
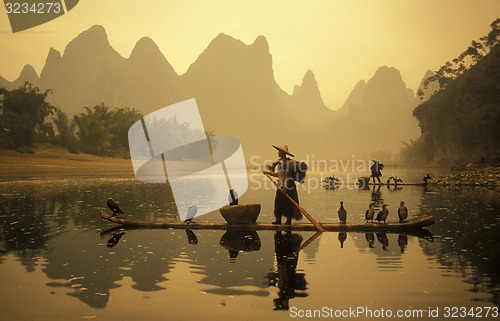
<box><xmin>0</xmin><ymin>174</ymin><xmax>498</xmax><ymax>319</ymax></box>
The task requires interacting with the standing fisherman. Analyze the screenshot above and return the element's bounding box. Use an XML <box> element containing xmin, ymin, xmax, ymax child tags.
<box><xmin>370</xmin><ymin>160</ymin><xmax>384</xmax><ymax>184</ymax></box>
<box><xmin>263</xmin><ymin>145</ymin><xmax>302</xmax><ymax>225</ymax></box>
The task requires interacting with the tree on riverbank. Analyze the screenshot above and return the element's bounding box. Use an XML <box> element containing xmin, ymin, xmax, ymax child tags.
<box><xmin>401</xmin><ymin>20</ymin><xmax>500</xmax><ymax>165</ymax></box>
<box><xmin>73</xmin><ymin>103</ymin><xmax>142</xmax><ymax>156</ymax></box>
<box><xmin>52</xmin><ymin>110</ymin><xmax>78</xmax><ymax>152</ymax></box>
<box><xmin>422</xmin><ymin>19</ymin><xmax>499</xmax><ymax>92</ymax></box>
<box><xmin>0</xmin><ymin>82</ymin><xmax>142</xmax><ymax>156</ymax></box>
<box><xmin>0</xmin><ymin>82</ymin><xmax>56</xmax><ymax>150</ymax></box>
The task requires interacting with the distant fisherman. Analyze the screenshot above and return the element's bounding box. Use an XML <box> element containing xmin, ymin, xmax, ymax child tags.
<box><xmin>398</xmin><ymin>201</ymin><xmax>408</xmax><ymax>222</ymax></box>
<box><xmin>370</xmin><ymin>160</ymin><xmax>384</xmax><ymax>184</ymax></box>
<box><xmin>338</xmin><ymin>201</ymin><xmax>347</xmax><ymax>224</ymax></box>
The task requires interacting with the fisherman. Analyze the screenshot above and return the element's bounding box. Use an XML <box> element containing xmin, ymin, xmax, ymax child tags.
<box><xmin>263</xmin><ymin>145</ymin><xmax>302</xmax><ymax>225</ymax></box>
<box><xmin>370</xmin><ymin>160</ymin><xmax>383</xmax><ymax>184</ymax></box>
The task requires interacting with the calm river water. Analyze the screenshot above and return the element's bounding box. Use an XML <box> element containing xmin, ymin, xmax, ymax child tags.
<box><xmin>0</xmin><ymin>169</ymin><xmax>499</xmax><ymax>320</ymax></box>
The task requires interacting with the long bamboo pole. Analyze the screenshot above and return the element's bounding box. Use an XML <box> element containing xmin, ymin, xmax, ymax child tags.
<box><xmin>264</xmin><ymin>173</ymin><xmax>324</xmax><ymax>232</ymax></box>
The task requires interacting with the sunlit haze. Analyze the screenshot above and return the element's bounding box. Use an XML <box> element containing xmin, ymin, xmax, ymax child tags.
<box><xmin>1</xmin><ymin>0</ymin><xmax>499</xmax><ymax>109</ymax></box>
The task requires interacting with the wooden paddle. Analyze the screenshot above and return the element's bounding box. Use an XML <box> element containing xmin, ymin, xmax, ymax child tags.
<box><xmin>264</xmin><ymin>172</ymin><xmax>324</xmax><ymax>231</ymax></box>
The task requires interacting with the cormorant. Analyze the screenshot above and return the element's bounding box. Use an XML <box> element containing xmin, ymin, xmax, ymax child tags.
<box><xmin>324</xmin><ymin>176</ymin><xmax>340</xmax><ymax>189</ymax></box>
<box><xmin>228</xmin><ymin>189</ymin><xmax>239</xmax><ymax>206</ymax></box>
<box><xmin>398</xmin><ymin>201</ymin><xmax>408</xmax><ymax>222</ymax></box>
<box><xmin>365</xmin><ymin>203</ymin><xmax>375</xmax><ymax>223</ymax></box>
<box><xmin>386</xmin><ymin>176</ymin><xmax>403</xmax><ymax>185</ymax></box>
<box><xmin>184</xmin><ymin>205</ymin><xmax>198</xmax><ymax>223</ymax></box>
<box><xmin>375</xmin><ymin>204</ymin><xmax>389</xmax><ymax>223</ymax></box>
<box><xmin>107</xmin><ymin>198</ymin><xmax>125</xmax><ymax>216</ymax></box>
<box><xmin>338</xmin><ymin>201</ymin><xmax>347</xmax><ymax>224</ymax></box>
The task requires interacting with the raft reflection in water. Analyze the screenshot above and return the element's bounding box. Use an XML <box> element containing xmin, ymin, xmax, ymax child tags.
<box><xmin>219</xmin><ymin>230</ymin><xmax>261</xmax><ymax>260</ymax></box>
<box><xmin>99</xmin><ymin>227</ymin><xmax>434</xmax><ymax>310</ymax></box>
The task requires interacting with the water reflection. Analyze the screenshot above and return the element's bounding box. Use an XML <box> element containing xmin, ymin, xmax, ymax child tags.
<box><xmin>366</xmin><ymin>233</ymin><xmax>375</xmax><ymax>248</ymax></box>
<box><xmin>398</xmin><ymin>234</ymin><xmax>408</xmax><ymax>253</ymax></box>
<box><xmin>185</xmin><ymin>229</ymin><xmax>199</xmax><ymax>245</ymax></box>
<box><xmin>386</xmin><ymin>184</ymin><xmax>403</xmax><ymax>193</ymax></box>
<box><xmin>371</xmin><ymin>185</ymin><xmax>383</xmax><ymax>206</ymax></box>
<box><xmin>418</xmin><ymin>186</ymin><xmax>500</xmax><ymax>305</ymax></box>
<box><xmin>219</xmin><ymin>230</ymin><xmax>261</xmax><ymax>261</ymax></box>
<box><xmin>269</xmin><ymin>231</ymin><xmax>306</xmax><ymax>310</ymax></box>
<box><xmin>338</xmin><ymin>232</ymin><xmax>347</xmax><ymax>248</ymax></box>
<box><xmin>0</xmin><ymin>177</ymin><xmax>499</xmax><ymax>310</ymax></box>
<box><xmin>106</xmin><ymin>231</ymin><xmax>125</xmax><ymax>248</ymax></box>
<box><xmin>376</xmin><ymin>233</ymin><xmax>389</xmax><ymax>250</ymax></box>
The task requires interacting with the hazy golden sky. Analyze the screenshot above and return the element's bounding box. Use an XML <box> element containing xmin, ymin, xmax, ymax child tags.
<box><xmin>1</xmin><ymin>0</ymin><xmax>499</xmax><ymax>109</ymax></box>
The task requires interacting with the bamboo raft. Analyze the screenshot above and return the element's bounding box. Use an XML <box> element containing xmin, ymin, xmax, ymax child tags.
<box><xmin>99</xmin><ymin>210</ymin><xmax>435</xmax><ymax>232</ymax></box>
<box><xmin>367</xmin><ymin>182</ymin><xmax>427</xmax><ymax>186</ymax></box>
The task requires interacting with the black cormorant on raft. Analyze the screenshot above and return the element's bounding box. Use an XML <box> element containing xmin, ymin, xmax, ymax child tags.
<box><xmin>338</xmin><ymin>201</ymin><xmax>347</xmax><ymax>224</ymax></box>
<box><xmin>99</xmin><ymin>210</ymin><xmax>435</xmax><ymax>232</ymax></box>
<box><xmin>107</xmin><ymin>198</ymin><xmax>125</xmax><ymax>216</ymax></box>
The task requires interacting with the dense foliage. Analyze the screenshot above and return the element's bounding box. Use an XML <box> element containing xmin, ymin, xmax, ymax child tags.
<box><xmin>0</xmin><ymin>82</ymin><xmax>56</xmax><ymax>150</ymax></box>
<box><xmin>420</xmin><ymin>19</ymin><xmax>499</xmax><ymax>94</ymax></box>
<box><xmin>0</xmin><ymin>83</ymin><xmax>143</xmax><ymax>156</ymax></box>
<box><xmin>72</xmin><ymin>103</ymin><xmax>142</xmax><ymax>156</ymax></box>
<box><xmin>409</xmin><ymin>40</ymin><xmax>500</xmax><ymax>163</ymax></box>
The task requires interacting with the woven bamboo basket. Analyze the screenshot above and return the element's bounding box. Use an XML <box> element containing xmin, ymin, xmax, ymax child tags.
<box><xmin>219</xmin><ymin>203</ymin><xmax>261</xmax><ymax>224</ymax></box>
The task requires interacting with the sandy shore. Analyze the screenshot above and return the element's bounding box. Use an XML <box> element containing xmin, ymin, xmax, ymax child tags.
<box><xmin>0</xmin><ymin>144</ymin><xmax>135</xmax><ymax>180</ymax></box>
<box><xmin>3</xmin><ymin>144</ymin><xmax>499</xmax><ymax>188</ymax></box>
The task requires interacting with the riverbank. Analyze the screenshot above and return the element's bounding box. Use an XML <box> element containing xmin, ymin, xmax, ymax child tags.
<box><xmin>0</xmin><ymin>144</ymin><xmax>134</xmax><ymax>180</ymax></box>
<box><xmin>2</xmin><ymin>144</ymin><xmax>500</xmax><ymax>188</ymax></box>
<box><xmin>430</xmin><ymin>166</ymin><xmax>500</xmax><ymax>187</ymax></box>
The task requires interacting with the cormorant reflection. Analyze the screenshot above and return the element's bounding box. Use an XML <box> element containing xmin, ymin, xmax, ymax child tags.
<box><xmin>268</xmin><ymin>231</ymin><xmax>307</xmax><ymax>310</ymax></box>
<box><xmin>106</xmin><ymin>231</ymin><xmax>126</xmax><ymax>248</ymax></box>
<box><xmin>219</xmin><ymin>230</ymin><xmax>261</xmax><ymax>262</ymax></box>
<box><xmin>338</xmin><ymin>232</ymin><xmax>347</xmax><ymax>248</ymax></box>
<box><xmin>365</xmin><ymin>233</ymin><xmax>375</xmax><ymax>248</ymax></box>
<box><xmin>386</xmin><ymin>185</ymin><xmax>403</xmax><ymax>192</ymax></box>
<box><xmin>398</xmin><ymin>234</ymin><xmax>408</xmax><ymax>253</ymax></box>
<box><xmin>376</xmin><ymin>233</ymin><xmax>389</xmax><ymax>250</ymax></box>
<box><xmin>185</xmin><ymin>229</ymin><xmax>198</xmax><ymax>245</ymax></box>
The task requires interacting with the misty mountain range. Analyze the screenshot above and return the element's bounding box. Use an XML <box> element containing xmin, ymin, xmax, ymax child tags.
<box><xmin>0</xmin><ymin>25</ymin><xmax>433</xmax><ymax>161</ymax></box>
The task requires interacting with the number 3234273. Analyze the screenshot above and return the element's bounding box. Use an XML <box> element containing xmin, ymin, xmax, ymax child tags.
<box><xmin>5</xmin><ymin>2</ymin><xmax>62</xmax><ymax>14</ymax></box>
<box><xmin>443</xmin><ymin>306</ymin><xmax>498</xmax><ymax>318</ymax></box>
